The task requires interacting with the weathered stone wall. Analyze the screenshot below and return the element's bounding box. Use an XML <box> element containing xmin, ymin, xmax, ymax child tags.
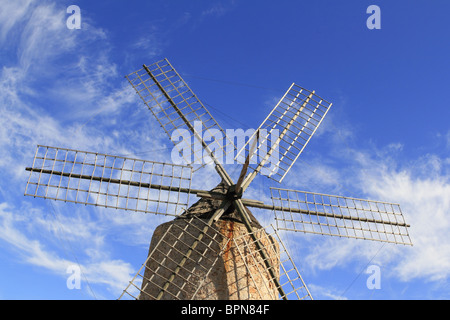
<box><xmin>139</xmin><ymin>218</ymin><xmax>280</xmax><ymax>300</ymax></box>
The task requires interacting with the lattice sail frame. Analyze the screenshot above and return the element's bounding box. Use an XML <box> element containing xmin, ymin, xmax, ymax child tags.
<box><xmin>119</xmin><ymin>219</ymin><xmax>312</xmax><ymax>300</ymax></box>
<box><xmin>236</xmin><ymin>83</ymin><xmax>332</xmax><ymax>184</ymax></box>
<box><xmin>126</xmin><ymin>58</ymin><xmax>236</xmax><ymax>170</ymax></box>
<box><xmin>120</xmin><ymin>217</ymin><xmax>229</xmax><ymax>300</ymax></box>
<box><xmin>25</xmin><ymin>145</ymin><xmax>193</xmax><ymax>216</ymax></box>
<box><xmin>271</xmin><ymin>188</ymin><xmax>412</xmax><ymax>245</ymax></box>
<box><xmin>231</xmin><ymin>224</ymin><xmax>312</xmax><ymax>300</ymax></box>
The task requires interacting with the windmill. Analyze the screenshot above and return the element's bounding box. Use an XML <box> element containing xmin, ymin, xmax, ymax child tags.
<box><xmin>24</xmin><ymin>58</ymin><xmax>412</xmax><ymax>300</ymax></box>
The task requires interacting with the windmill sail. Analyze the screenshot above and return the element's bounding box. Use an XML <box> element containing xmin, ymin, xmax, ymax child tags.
<box><xmin>231</xmin><ymin>224</ymin><xmax>312</xmax><ymax>300</ymax></box>
<box><xmin>120</xmin><ymin>217</ymin><xmax>230</xmax><ymax>300</ymax></box>
<box><xmin>126</xmin><ymin>58</ymin><xmax>235</xmax><ymax>171</ymax></box>
<box><xmin>270</xmin><ymin>188</ymin><xmax>412</xmax><ymax>245</ymax></box>
<box><xmin>25</xmin><ymin>145</ymin><xmax>193</xmax><ymax>216</ymax></box>
<box><xmin>119</xmin><ymin>218</ymin><xmax>312</xmax><ymax>300</ymax></box>
<box><xmin>238</xmin><ymin>84</ymin><xmax>332</xmax><ymax>189</ymax></box>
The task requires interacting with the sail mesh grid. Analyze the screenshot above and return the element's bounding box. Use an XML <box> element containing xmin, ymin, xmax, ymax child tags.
<box><xmin>236</xmin><ymin>84</ymin><xmax>332</xmax><ymax>183</ymax></box>
<box><xmin>120</xmin><ymin>220</ymin><xmax>312</xmax><ymax>300</ymax></box>
<box><xmin>230</xmin><ymin>224</ymin><xmax>312</xmax><ymax>300</ymax></box>
<box><xmin>119</xmin><ymin>217</ymin><xmax>229</xmax><ymax>300</ymax></box>
<box><xmin>126</xmin><ymin>58</ymin><xmax>235</xmax><ymax>170</ymax></box>
<box><xmin>271</xmin><ymin>188</ymin><xmax>412</xmax><ymax>245</ymax></box>
<box><xmin>25</xmin><ymin>145</ymin><xmax>193</xmax><ymax>216</ymax></box>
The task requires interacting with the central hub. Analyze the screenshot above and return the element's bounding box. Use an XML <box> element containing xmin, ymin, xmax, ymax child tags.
<box><xmin>226</xmin><ymin>184</ymin><xmax>243</xmax><ymax>201</ymax></box>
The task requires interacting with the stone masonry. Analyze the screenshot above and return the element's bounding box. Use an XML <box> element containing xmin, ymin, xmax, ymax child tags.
<box><xmin>138</xmin><ymin>182</ymin><xmax>280</xmax><ymax>300</ymax></box>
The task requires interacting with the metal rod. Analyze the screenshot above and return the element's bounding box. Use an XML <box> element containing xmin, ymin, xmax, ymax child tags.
<box><xmin>155</xmin><ymin>201</ymin><xmax>232</xmax><ymax>300</ymax></box>
<box><xmin>277</xmin><ymin>100</ymin><xmax>332</xmax><ymax>183</ymax></box>
<box><xmin>25</xmin><ymin>167</ymin><xmax>199</xmax><ymax>195</ymax></box>
<box><xmin>25</xmin><ymin>167</ymin><xmax>263</xmax><ymax>207</ymax></box>
<box><xmin>25</xmin><ymin>167</ymin><xmax>410</xmax><ymax>228</ymax></box>
<box><xmin>235</xmin><ymin>129</ymin><xmax>259</xmax><ymax>194</ymax></box>
<box><xmin>240</xmin><ymin>90</ymin><xmax>314</xmax><ymax>191</ymax></box>
<box><xmin>233</xmin><ymin>198</ymin><xmax>287</xmax><ymax>300</ymax></box>
<box><xmin>142</xmin><ymin>64</ymin><xmax>234</xmax><ymax>188</ymax></box>
<box><xmin>243</xmin><ymin>201</ymin><xmax>411</xmax><ymax>228</ymax></box>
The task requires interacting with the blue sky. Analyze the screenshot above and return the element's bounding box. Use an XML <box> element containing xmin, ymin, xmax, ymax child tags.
<box><xmin>0</xmin><ymin>0</ymin><xmax>449</xmax><ymax>300</ymax></box>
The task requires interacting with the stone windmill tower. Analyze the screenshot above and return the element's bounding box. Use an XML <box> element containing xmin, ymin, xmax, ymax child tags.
<box><xmin>24</xmin><ymin>58</ymin><xmax>412</xmax><ymax>300</ymax></box>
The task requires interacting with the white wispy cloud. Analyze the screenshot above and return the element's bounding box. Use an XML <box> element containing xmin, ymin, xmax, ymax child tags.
<box><xmin>295</xmin><ymin>128</ymin><xmax>450</xmax><ymax>296</ymax></box>
<box><xmin>307</xmin><ymin>284</ymin><xmax>348</xmax><ymax>300</ymax></box>
<box><xmin>0</xmin><ymin>202</ymin><xmax>137</xmax><ymax>296</ymax></box>
<box><xmin>0</xmin><ymin>0</ymin><xmax>34</xmax><ymax>43</ymax></box>
<box><xmin>0</xmin><ymin>0</ymin><xmax>170</xmax><ymax>175</ymax></box>
<box><xmin>0</xmin><ymin>0</ymin><xmax>171</xmax><ymax>298</ymax></box>
<box><xmin>256</xmin><ymin>94</ymin><xmax>449</xmax><ymax>298</ymax></box>
<box><xmin>356</xmin><ymin>152</ymin><xmax>450</xmax><ymax>282</ymax></box>
<box><xmin>201</xmin><ymin>0</ymin><xmax>236</xmax><ymax>18</ymax></box>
